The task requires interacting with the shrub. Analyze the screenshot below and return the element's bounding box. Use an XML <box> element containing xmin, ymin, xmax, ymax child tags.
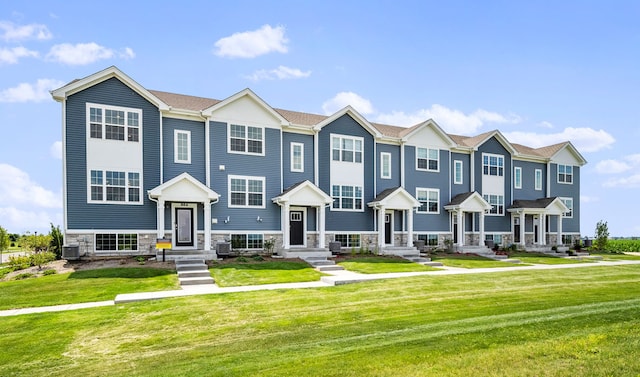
<box><xmin>251</xmin><ymin>254</ymin><xmax>264</xmax><ymax>261</ymax></box>
<box><xmin>13</xmin><ymin>272</ymin><xmax>34</xmax><ymax>280</ymax></box>
<box><xmin>8</xmin><ymin>255</ymin><xmax>31</xmax><ymax>270</ymax></box>
<box><xmin>594</xmin><ymin>220</ymin><xmax>609</xmax><ymax>251</ymax></box>
<box><xmin>135</xmin><ymin>255</ymin><xmax>146</xmax><ymax>265</ymax></box>
<box><xmin>236</xmin><ymin>256</ymin><xmax>249</xmax><ymax>262</ymax></box>
<box><xmin>30</xmin><ymin>251</ymin><xmax>56</xmax><ymax>270</ymax></box>
<box><xmin>49</xmin><ymin>223</ymin><xmax>64</xmax><ymax>259</ymax></box>
<box><xmin>42</xmin><ymin>269</ymin><xmax>57</xmax><ymax>276</ymax></box>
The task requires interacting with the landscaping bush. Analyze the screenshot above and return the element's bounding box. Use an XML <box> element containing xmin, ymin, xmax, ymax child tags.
<box><xmin>42</xmin><ymin>269</ymin><xmax>57</xmax><ymax>276</ymax></box>
<box><xmin>8</xmin><ymin>255</ymin><xmax>31</xmax><ymax>270</ymax></box>
<box><xmin>30</xmin><ymin>251</ymin><xmax>56</xmax><ymax>270</ymax></box>
<box><xmin>13</xmin><ymin>272</ymin><xmax>34</xmax><ymax>280</ymax></box>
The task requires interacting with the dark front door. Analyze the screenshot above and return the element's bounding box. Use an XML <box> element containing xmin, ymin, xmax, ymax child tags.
<box><xmin>175</xmin><ymin>207</ymin><xmax>194</xmax><ymax>247</ymax></box>
<box><xmin>384</xmin><ymin>213</ymin><xmax>392</xmax><ymax>244</ymax></box>
<box><xmin>453</xmin><ymin>223</ymin><xmax>458</xmax><ymax>244</ymax></box>
<box><xmin>514</xmin><ymin>225</ymin><xmax>521</xmax><ymax>243</ymax></box>
<box><xmin>290</xmin><ymin>211</ymin><xmax>304</xmax><ymax>246</ymax></box>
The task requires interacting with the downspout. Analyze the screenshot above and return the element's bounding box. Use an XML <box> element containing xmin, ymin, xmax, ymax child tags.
<box><xmin>159</xmin><ymin>110</ymin><xmax>164</xmax><ymax>183</ymax></box>
<box><xmin>204</xmin><ymin>115</ymin><xmax>211</xmax><ymax>187</ymax></box>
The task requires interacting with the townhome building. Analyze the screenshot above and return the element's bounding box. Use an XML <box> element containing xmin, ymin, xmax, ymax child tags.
<box><xmin>51</xmin><ymin>66</ymin><xmax>586</xmax><ymax>258</ymax></box>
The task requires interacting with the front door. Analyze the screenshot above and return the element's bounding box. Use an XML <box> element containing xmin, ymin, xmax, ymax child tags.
<box><xmin>514</xmin><ymin>217</ymin><xmax>521</xmax><ymax>244</ymax></box>
<box><xmin>453</xmin><ymin>215</ymin><xmax>458</xmax><ymax>244</ymax></box>
<box><xmin>384</xmin><ymin>213</ymin><xmax>392</xmax><ymax>244</ymax></box>
<box><xmin>290</xmin><ymin>211</ymin><xmax>304</xmax><ymax>246</ymax></box>
<box><xmin>175</xmin><ymin>207</ymin><xmax>194</xmax><ymax>247</ymax></box>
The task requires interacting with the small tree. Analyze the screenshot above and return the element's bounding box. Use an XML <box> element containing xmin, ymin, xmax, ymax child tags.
<box><xmin>594</xmin><ymin>220</ymin><xmax>609</xmax><ymax>252</ymax></box>
<box><xmin>0</xmin><ymin>225</ymin><xmax>9</xmax><ymax>264</ymax></box>
<box><xmin>49</xmin><ymin>223</ymin><xmax>64</xmax><ymax>260</ymax></box>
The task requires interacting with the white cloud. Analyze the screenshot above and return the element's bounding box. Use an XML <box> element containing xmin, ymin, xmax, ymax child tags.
<box><xmin>594</xmin><ymin>159</ymin><xmax>631</xmax><ymax>174</ymax></box>
<box><xmin>46</xmin><ymin>42</ymin><xmax>115</xmax><ymax>65</ymax></box>
<box><xmin>0</xmin><ymin>207</ymin><xmax>61</xmax><ymax>234</ymax></box>
<box><xmin>0</xmin><ymin>164</ymin><xmax>61</xmax><ymax>209</ymax></box>
<box><xmin>50</xmin><ymin>141</ymin><xmax>62</xmax><ymax>159</ymax></box>
<box><xmin>597</xmin><ymin>154</ymin><xmax>640</xmax><ymax>188</ymax></box>
<box><xmin>245</xmin><ymin>65</ymin><xmax>311</xmax><ymax>81</ymax></box>
<box><xmin>538</xmin><ymin>121</ymin><xmax>554</xmax><ymax>129</ymax></box>
<box><xmin>580</xmin><ymin>195</ymin><xmax>599</xmax><ymax>203</ymax></box>
<box><xmin>214</xmin><ymin>24</ymin><xmax>288</xmax><ymax>58</ymax></box>
<box><xmin>322</xmin><ymin>92</ymin><xmax>375</xmax><ymax>115</ymax></box>
<box><xmin>603</xmin><ymin>174</ymin><xmax>640</xmax><ymax>188</ymax></box>
<box><xmin>0</xmin><ymin>21</ymin><xmax>52</xmax><ymax>42</ymax></box>
<box><xmin>503</xmin><ymin>127</ymin><xmax>615</xmax><ymax>153</ymax></box>
<box><xmin>121</xmin><ymin>47</ymin><xmax>135</xmax><ymax>59</ymax></box>
<box><xmin>0</xmin><ymin>46</ymin><xmax>38</xmax><ymax>64</ymax></box>
<box><xmin>0</xmin><ymin>78</ymin><xmax>65</xmax><ymax>103</ymax></box>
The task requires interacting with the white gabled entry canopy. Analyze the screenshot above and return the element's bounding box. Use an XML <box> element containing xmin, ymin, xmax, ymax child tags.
<box><xmin>368</xmin><ymin>187</ymin><xmax>421</xmax><ymax>249</ymax></box>
<box><xmin>148</xmin><ymin>173</ymin><xmax>220</xmax><ymax>251</ymax></box>
<box><xmin>444</xmin><ymin>192</ymin><xmax>492</xmax><ymax>247</ymax></box>
<box><xmin>272</xmin><ymin>180</ymin><xmax>333</xmax><ymax>249</ymax></box>
<box><xmin>507</xmin><ymin>197</ymin><xmax>569</xmax><ymax>247</ymax></box>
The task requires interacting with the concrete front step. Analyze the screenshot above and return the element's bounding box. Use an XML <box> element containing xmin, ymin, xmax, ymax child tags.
<box><xmin>317</xmin><ymin>265</ymin><xmax>345</xmax><ymax>272</ymax></box>
<box><xmin>179</xmin><ymin>276</ymin><xmax>215</xmax><ymax>285</ymax></box>
<box><xmin>178</xmin><ymin>270</ymin><xmax>212</xmax><ymax>278</ymax></box>
<box><xmin>281</xmin><ymin>249</ymin><xmax>331</xmax><ymax>259</ymax></box>
<box><xmin>301</xmin><ymin>256</ymin><xmax>345</xmax><ymax>272</ymax></box>
<box><xmin>502</xmin><ymin>258</ymin><xmax>522</xmax><ymax>264</ymax></box>
<box><xmin>422</xmin><ymin>261</ymin><xmax>444</xmax><ymax>267</ymax></box>
<box><xmin>175</xmin><ymin>259</ymin><xmax>214</xmax><ymax>286</ymax></box>
<box><xmin>157</xmin><ymin>250</ymin><xmax>218</xmax><ymax>261</ymax></box>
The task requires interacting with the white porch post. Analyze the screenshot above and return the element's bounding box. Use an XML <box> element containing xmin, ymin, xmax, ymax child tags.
<box><xmin>318</xmin><ymin>205</ymin><xmax>326</xmax><ymax>249</ymax></box>
<box><xmin>457</xmin><ymin>210</ymin><xmax>464</xmax><ymax>246</ymax></box>
<box><xmin>282</xmin><ymin>202</ymin><xmax>290</xmax><ymax>250</ymax></box>
<box><xmin>557</xmin><ymin>214</ymin><xmax>563</xmax><ymax>245</ymax></box>
<box><xmin>519</xmin><ymin>212</ymin><xmax>526</xmax><ymax>247</ymax></box>
<box><xmin>203</xmin><ymin>201</ymin><xmax>211</xmax><ymax>251</ymax></box>
<box><xmin>378</xmin><ymin>206</ymin><xmax>386</xmax><ymax>250</ymax></box>
<box><xmin>156</xmin><ymin>199</ymin><xmax>165</xmax><ymax>239</ymax></box>
<box><xmin>407</xmin><ymin>209</ymin><xmax>414</xmax><ymax>247</ymax></box>
<box><xmin>479</xmin><ymin>211</ymin><xmax>485</xmax><ymax>247</ymax></box>
<box><xmin>539</xmin><ymin>215</ymin><xmax>546</xmax><ymax>246</ymax></box>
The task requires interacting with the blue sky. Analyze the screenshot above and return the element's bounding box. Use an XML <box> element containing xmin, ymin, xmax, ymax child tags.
<box><xmin>0</xmin><ymin>1</ymin><xmax>638</xmax><ymax>236</ymax></box>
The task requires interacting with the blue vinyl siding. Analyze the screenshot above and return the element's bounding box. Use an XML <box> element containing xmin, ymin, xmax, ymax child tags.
<box><xmin>282</xmin><ymin>132</ymin><xmax>314</xmax><ymax>188</ymax></box>
<box><xmin>162</xmin><ymin>118</ymin><xmax>206</xmax><ymax>183</ymax></box>
<box><xmin>550</xmin><ymin>164</ymin><xmax>580</xmax><ymax>232</ymax></box>
<box><xmin>318</xmin><ymin>114</ymin><xmax>375</xmax><ymax>232</ymax></box>
<box><xmin>209</xmin><ymin>121</ymin><xmax>282</xmax><ymax>231</ymax></box>
<box><xmin>376</xmin><ymin>143</ymin><xmax>401</xmax><ymax>192</ymax></box>
<box><xmin>475</xmin><ymin>137</ymin><xmax>512</xmax><ymax>232</ymax></box>
<box><xmin>65</xmin><ymin>77</ymin><xmax>159</xmax><ymax>230</ymax></box>
<box><xmin>512</xmin><ymin>160</ymin><xmax>547</xmax><ymax>201</ymax></box>
<box><xmin>450</xmin><ymin>152</ymin><xmax>470</xmax><ymax>197</ymax></box>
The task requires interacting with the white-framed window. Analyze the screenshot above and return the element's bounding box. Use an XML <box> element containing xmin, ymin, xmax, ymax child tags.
<box><xmin>535</xmin><ymin>169</ymin><xmax>543</xmax><ymax>191</ymax></box>
<box><xmin>416</xmin><ymin>188</ymin><xmax>439</xmax><ymax>214</ymax></box>
<box><xmin>483</xmin><ymin>153</ymin><xmax>504</xmax><ymax>177</ymax></box>
<box><xmin>417</xmin><ymin>234</ymin><xmax>439</xmax><ymax>246</ymax></box>
<box><xmin>454</xmin><ymin>160</ymin><xmax>463</xmax><ymax>185</ymax></box>
<box><xmin>483</xmin><ymin>194</ymin><xmax>505</xmax><ymax>215</ymax></box>
<box><xmin>332</xmin><ymin>135</ymin><xmax>363</xmax><ymax>163</ymax></box>
<box><xmin>89</xmin><ymin>170</ymin><xmax>141</xmax><ymax>204</ymax></box>
<box><xmin>560</xmin><ymin>197</ymin><xmax>573</xmax><ymax>218</ymax></box>
<box><xmin>332</xmin><ymin>185</ymin><xmax>363</xmax><ymax>211</ymax></box>
<box><xmin>231</xmin><ymin>234</ymin><xmax>264</xmax><ymax>250</ymax></box>
<box><xmin>514</xmin><ymin>167</ymin><xmax>522</xmax><ymax>189</ymax></box>
<box><xmin>290</xmin><ymin>142</ymin><xmax>304</xmax><ymax>172</ymax></box>
<box><xmin>229</xmin><ymin>124</ymin><xmax>264</xmax><ymax>155</ymax></box>
<box><xmin>485</xmin><ymin>234</ymin><xmax>503</xmax><ymax>245</ymax></box>
<box><xmin>416</xmin><ymin>147</ymin><xmax>439</xmax><ymax>171</ymax></box>
<box><xmin>335</xmin><ymin>234</ymin><xmax>360</xmax><ymax>248</ymax></box>
<box><xmin>95</xmin><ymin>233</ymin><xmax>138</xmax><ymax>251</ymax></box>
<box><xmin>87</xmin><ymin>103</ymin><xmax>141</xmax><ymax>142</ymax></box>
<box><xmin>381</xmin><ymin>152</ymin><xmax>391</xmax><ymax>179</ymax></box>
<box><xmin>558</xmin><ymin>164</ymin><xmax>573</xmax><ymax>184</ymax></box>
<box><xmin>228</xmin><ymin>175</ymin><xmax>265</xmax><ymax>208</ymax></box>
<box><xmin>174</xmin><ymin>130</ymin><xmax>191</xmax><ymax>164</ymax></box>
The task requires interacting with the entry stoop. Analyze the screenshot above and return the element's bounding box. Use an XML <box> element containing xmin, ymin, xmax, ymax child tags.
<box><xmin>175</xmin><ymin>259</ymin><xmax>214</xmax><ymax>286</ymax></box>
<box><xmin>301</xmin><ymin>256</ymin><xmax>345</xmax><ymax>272</ymax></box>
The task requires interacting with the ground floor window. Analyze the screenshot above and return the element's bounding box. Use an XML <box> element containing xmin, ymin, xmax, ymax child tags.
<box><xmin>561</xmin><ymin>234</ymin><xmax>573</xmax><ymax>245</ymax></box>
<box><xmin>485</xmin><ymin>234</ymin><xmax>503</xmax><ymax>245</ymax></box>
<box><xmin>95</xmin><ymin>233</ymin><xmax>138</xmax><ymax>251</ymax></box>
<box><xmin>335</xmin><ymin>234</ymin><xmax>360</xmax><ymax>248</ymax></box>
<box><xmin>231</xmin><ymin>234</ymin><xmax>264</xmax><ymax>250</ymax></box>
<box><xmin>417</xmin><ymin>234</ymin><xmax>439</xmax><ymax>246</ymax></box>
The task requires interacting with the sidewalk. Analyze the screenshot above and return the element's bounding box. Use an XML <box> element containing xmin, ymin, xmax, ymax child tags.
<box><xmin>2</xmin><ymin>259</ymin><xmax>639</xmax><ymax>317</ymax></box>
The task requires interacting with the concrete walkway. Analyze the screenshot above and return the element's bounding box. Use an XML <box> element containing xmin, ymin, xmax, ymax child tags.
<box><xmin>2</xmin><ymin>259</ymin><xmax>640</xmax><ymax>317</ymax></box>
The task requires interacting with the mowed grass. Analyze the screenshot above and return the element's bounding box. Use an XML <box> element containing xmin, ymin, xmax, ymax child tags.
<box><xmin>509</xmin><ymin>252</ymin><xmax>594</xmax><ymax>265</ymax></box>
<box><xmin>0</xmin><ymin>268</ymin><xmax>178</xmax><ymax>310</ymax></box>
<box><xmin>431</xmin><ymin>253</ymin><xmax>528</xmax><ymax>268</ymax></box>
<box><xmin>593</xmin><ymin>253</ymin><xmax>640</xmax><ymax>261</ymax></box>
<box><xmin>1</xmin><ymin>265</ymin><xmax>640</xmax><ymax>376</ymax></box>
<box><xmin>210</xmin><ymin>260</ymin><xmax>324</xmax><ymax>287</ymax></box>
<box><xmin>337</xmin><ymin>256</ymin><xmax>440</xmax><ymax>273</ymax></box>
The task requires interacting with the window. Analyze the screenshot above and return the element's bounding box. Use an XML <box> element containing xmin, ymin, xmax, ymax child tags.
<box><xmin>485</xmin><ymin>234</ymin><xmax>503</xmax><ymax>245</ymax></box>
<box><xmin>483</xmin><ymin>154</ymin><xmax>504</xmax><ymax>176</ymax></box>
<box><xmin>416</xmin><ymin>188</ymin><xmax>439</xmax><ymax>214</ymax></box>
<box><xmin>417</xmin><ymin>234</ymin><xmax>439</xmax><ymax>246</ymax></box>
<box><xmin>332</xmin><ymin>185</ymin><xmax>363</xmax><ymax>211</ymax></box>
<box><xmin>417</xmin><ymin>147</ymin><xmax>439</xmax><ymax>171</ymax></box>
<box><xmin>483</xmin><ymin>194</ymin><xmax>505</xmax><ymax>215</ymax></box>
<box><xmin>558</xmin><ymin>164</ymin><xmax>573</xmax><ymax>184</ymax></box>
<box><xmin>561</xmin><ymin>234</ymin><xmax>573</xmax><ymax>245</ymax></box>
<box><xmin>229</xmin><ymin>124</ymin><xmax>263</xmax><ymax>155</ymax></box>
<box><xmin>454</xmin><ymin>160</ymin><xmax>463</xmax><ymax>185</ymax></box>
<box><xmin>335</xmin><ymin>234</ymin><xmax>360</xmax><ymax>248</ymax></box>
<box><xmin>87</xmin><ymin>104</ymin><xmax>141</xmax><ymax>143</ymax></box>
<box><xmin>89</xmin><ymin>170</ymin><xmax>141</xmax><ymax>204</ymax></box>
<box><xmin>95</xmin><ymin>233</ymin><xmax>138</xmax><ymax>251</ymax></box>
<box><xmin>291</xmin><ymin>142</ymin><xmax>304</xmax><ymax>172</ymax></box>
<box><xmin>174</xmin><ymin>130</ymin><xmax>191</xmax><ymax>164</ymax></box>
<box><xmin>332</xmin><ymin>135</ymin><xmax>363</xmax><ymax>163</ymax></box>
<box><xmin>535</xmin><ymin>169</ymin><xmax>543</xmax><ymax>191</ymax></box>
<box><xmin>514</xmin><ymin>167</ymin><xmax>522</xmax><ymax>189</ymax></box>
<box><xmin>229</xmin><ymin>176</ymin><xmax>265</xmax><ymax>208</ymax></box>
<box><xmin>231</xmin><ymin>234</ymin><xmax>263</xmax><ymax>250</ymax></box>
<box><xmin>561</xmin><ymin>197</ymin><xmax>573</xmax><ymax>218</ymax></box>
<box><xmin>381</xmin><ymin>152</ymin><xmax>391</xmax><ymax>179</ymax></box>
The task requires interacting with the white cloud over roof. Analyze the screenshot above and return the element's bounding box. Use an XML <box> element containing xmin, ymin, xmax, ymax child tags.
<box><xmin>46</xmin><ymin>43</ymin><xmax>134</xmax><ymax>65</ymax></box>
<box><xmin>0</xmin><ymin>46</ymin><xmax>38</xmax><ymax>64</ymax></box>
<box><xmin>0</xmin><ymin>78</ymin><xmax>65</xmax><ymax>102</ymax></box>
<box><xmin>245</xmin><ymin>65</ymin><xmax>311</xmax><ymax>81</ymax></box>
<box><xmin>322</xmin><ymin>92</ymin><xmax>375</xmax><ymax>115</ymax></box>
<box><xmin>0</xmin><ymin>21</ymin><xmax>52</xmax><ymax>42</ymax></box>
<box><xmin>503</xmin><ymin>127</ymin><xmax>615</xmax><ymax>153</ymax></box>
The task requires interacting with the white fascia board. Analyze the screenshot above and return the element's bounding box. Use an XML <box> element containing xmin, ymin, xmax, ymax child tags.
<box><xmin>550</xmin><ymin>142</ymin><xmax>588</xmax><ymax>166</ymax></box>
<box><xmin>201</xmin><ymin>88</ymin><xmax>290</xmax><ymax>126</ymax></box>
<box><xmin>313</xmin><ymin>106</ymin><xmax>382</xmax><ymax>138</ymax></box>
<box><xmin>401</xmin><ymin>119</ymin><xmax>457</xmax><ymax>148</ymax></box>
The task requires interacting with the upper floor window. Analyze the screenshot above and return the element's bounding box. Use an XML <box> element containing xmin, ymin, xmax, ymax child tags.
<box><xmin>229</xmin><ymin>124</ymin><xmax>263</xmax><ymax>155</ymax></box>
<box><xmin>417</xmin><ymin>147</ymin><xmax>439</xmax><ymax>171</ymax></box>
<box><xmin>483</xmin><ymin>194</ymin><xmax>505</xmax><ymax>215</ymax></box>
<box><xmin>535</xmin><ymin>169</ymin><xmax>543</xmax><ymax>190</ymax></box>
<box><xmin>454</xmin><ymin>160</ymin><xmax>463</xmax><ymax>185</ymax></box>
<box><xmin>560</xmin><ymin>197</ymin><xmax>573</xmax><ymax>218</ymax></box>
<box><xmin>558</xmin><ymin>164</ymin><xmax>573</xmax><ymax>184</ymax></box>
<box><xmin>229</xmin><ymin>175</ymin><xmax>265</xmax><ymax>208</ymax></box>
<box><xmin>88</xmin><ymin>103</ymin><xmax>141</xmax><ymax>142</ymax></box>
<box><xmin>89</xmin><ymin>170</ymin><xmax>141</xmax><ymax>204</ymax></box>
<box><xmin>381</xmin><ymin>152</ymin><xmax>391</xmax><ymax>179</ymax></box>
<box><xmin>416</xmin><ymin>188</ymin><xmax>439</xmax><ymax>214</ymax></box>
<box><xmin>174</xmin><ymin>130</ymin><xmax>191</xmax><ymax>164</ymax></box>
<box><xmin>514</xmin><ymin>167</ymin><xmax>522</xmax><ymax>189</ymax></box>
<box><xmin>332</xmin><ymin>185</ymin><xmax>363</xmax><ymax>211</ymax></box>
<box><xmin>291</xmin><ymin>142</ymin><xmax>304</xmax><ymax>172</ymax></box>
<box><xmin>483</xmin><ymin>154</ymin><xmax>504</xmax><ymax>177</ymax></box>
<box><xmin>332</xmin><ymin>135</ymin><xmax>362</xmax><ymax>163</ymax></box>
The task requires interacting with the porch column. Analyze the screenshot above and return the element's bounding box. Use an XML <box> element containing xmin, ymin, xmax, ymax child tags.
<box><xmin>457</xmin><ymin>210</ymin><xmax>464</xmax><ymax>246</ymax></box>
<box><xmin>156</xmin><ymin>199</ymin><xmax>165</xmax><ymax>239</ymax></box>
<box><xmin>557</xmin><ymin>214</ymin><xmax>563</xmax><ymax>245</ymax></box>
<box><xmin>479</xmin><ymin>211</ymin><xmax>485</xmax><ymax>247</ymax></box>
<box><xmin>282</xmin><ymin>202</ymin><xmax>290</xmax><ymax>249</ymax></box>
<box><xmin>539</xmin><ymin>215</ymin><xmax>546</xmax><ymax>246</ymax></box>
<box><xmin>204</xmin><ymin>201</ymin><xmax>211</xmax><ymax>251</ymax></box>
<box><xmin>378</xmin><ymin>206</ymin><xmax>386</xmax><ymax>250</ymax></box>
<box><xmin>406</xmin><ymin>208</ymin><xmax>414</xmax><ymax>247</ymax></box>
<box><xmin>318</xmin><ymin>205</ymin><xmax>326</xmax><ymax>249</ymax></box>
<box><xmin>519</xmin><ymin>212</ymin><xmax>526</xmax><ymax>247</ymax></box>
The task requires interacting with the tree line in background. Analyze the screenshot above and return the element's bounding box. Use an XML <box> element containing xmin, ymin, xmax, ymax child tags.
<box><xmin>0</xmin><ymin>224</ymin><xmax>63</xmax><ymax>271</ymax></box>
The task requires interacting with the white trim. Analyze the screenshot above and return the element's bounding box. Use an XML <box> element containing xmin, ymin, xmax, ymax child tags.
<box><xmin>228</xmin><ymin>175</ymin><xmax>266</xmax><ymax>209</ymax></box>
<box><xmin>482</xmin><ymin>152</ymin><xmax>505</xmax><ymax>177</ymax></box>
<box><xmin>227</xmin><ymin>123</ymin><xmax>266</xmax><ymax>156</ymax></box>
<box><xmin>174</xmin><ymin>129</ymin><xmax>191</xmax><ymax>164</ymax></box>
<box><xmin>290</xmin><ymin>142</ymin><xmax>304</xmax><ymax>172</ymax></box>
<box><xmin>384</xmin><ymin>210</ymin><xmax>394</xmax><ymax>246</ymax></box>
<box><xmin>380</xmin><ymin>152</ymin><xmax>391</xmax><ymax>179</ymax></box>
<box><xmin>482</xmin><ymin>193</ymin><xmax>505</xmax><ymax>216</ymax></box>
<box><xmin>330</xmin><ymin>184</ymin><xmax>364</xmax><ymax>212</ymax></box>
<box><xmin>557</xmin><ymin>164</ymin><xmax>574</xmax><ymax>185</ymax></box>
<box><xmin>535</xmin><ymin>169</ymin><xmax>543</xmax><ymax>191</ymax></box>
<box><xmin>205</xmin><ymin>117</ymin><xmax>210</xmax><ymax>187</ymax></box>
<box><xmin>514</xmin><ymin>166</ymin><xmax>522</xmax><ymax>189</ymax></box>
<box><xmin>454</xmin><ymin>160</ymin><xmax>463</xmax><ymax>185</ymax></box>
<box><xmin>87</xmin><ymin>169</ymin><xmax>143</xmax><ymax>205</ymax></box>
<box><xmin>416</xmin><ymin>147</ymin><xmax>440</xmax><ymax>172</ymax></box>
<box><xmin>330</xmin><ymin>134</ymin><xmax>364</xmax><ymax>164</ymax></box>
<box><xmin>61</xmin><ymin>98</ymin><xmax>68</xmax><ymax>235</ymax></box>
<box><xmin>416</xmin><ymin>187</ymin><xmax>440</xmax><ymax>214</ymax></box>
<box><xmin>560</xmin><ymin>197</ymin><xmax>574</xmax><ymax>218</ymax></box>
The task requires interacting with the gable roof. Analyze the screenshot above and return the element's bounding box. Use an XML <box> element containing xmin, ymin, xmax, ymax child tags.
<box><xmin>399</xmin><ymin>119</ymin><xmax>458</xmax><ymax>147</ymax></box>
<box><xmin>368</xmin><ymin>187</ymin><xmax>420</xmax><ymax>210</ymax></box>
<box><xmin>272</xmin><ymin>180</ymin><xmax>332</xmax><ymax>206</ymax></box>
<box><xmin>148</xmin><ymin>172</ymin><xmax>219</xmax><ymax>202</ymax></box>
<box><xmin>201</xmin><ymin>88</ymin><xmax>289</xmax><ymax>126</ymax></box>
<box><xmin>313</xmin><ymin>106</ymin><xmax>382</xmax><ymax>138</ymax></box>
<box><xmin>509</xmin><ymin>197</ymin><xmax>569</xmax><ymax>215</ymax></box>
<box><xmin>444</xmin><ymin>192</ymin><xmax>492</xmax><ymax>212</ymax></box>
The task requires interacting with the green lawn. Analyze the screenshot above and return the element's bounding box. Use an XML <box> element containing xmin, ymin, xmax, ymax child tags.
<box><xmin>431</xmin><ymin>253</ymin><xmax>528</xmax><ymax>268</ymax></box>
<box><xmin>337</xmin><ymin>256</ymin><xmax>440</xmax><ymax>273</ymax></box>
<box><xmin>0</xmin><ymin>268</ymin><xmax>178</xmax><ymax>310</ymax></box>
<box><xmin>0</xmin><ymin>265</ymin><xmax>639</xmax><ymax>376</ymax></box>
<box><xmin>593</xmin><ymin>253</ymin><xmax>640</xmax><ymax>261</ymax></box>
<box><xmin>509</xmin><ymin>252</ymin><xmax>594</xmax><ymax>265</ymax></box>
<box><xmin>210</xmin><ymin>260</ymin><xmax>324</xmax><ymax>287</ymax></box>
